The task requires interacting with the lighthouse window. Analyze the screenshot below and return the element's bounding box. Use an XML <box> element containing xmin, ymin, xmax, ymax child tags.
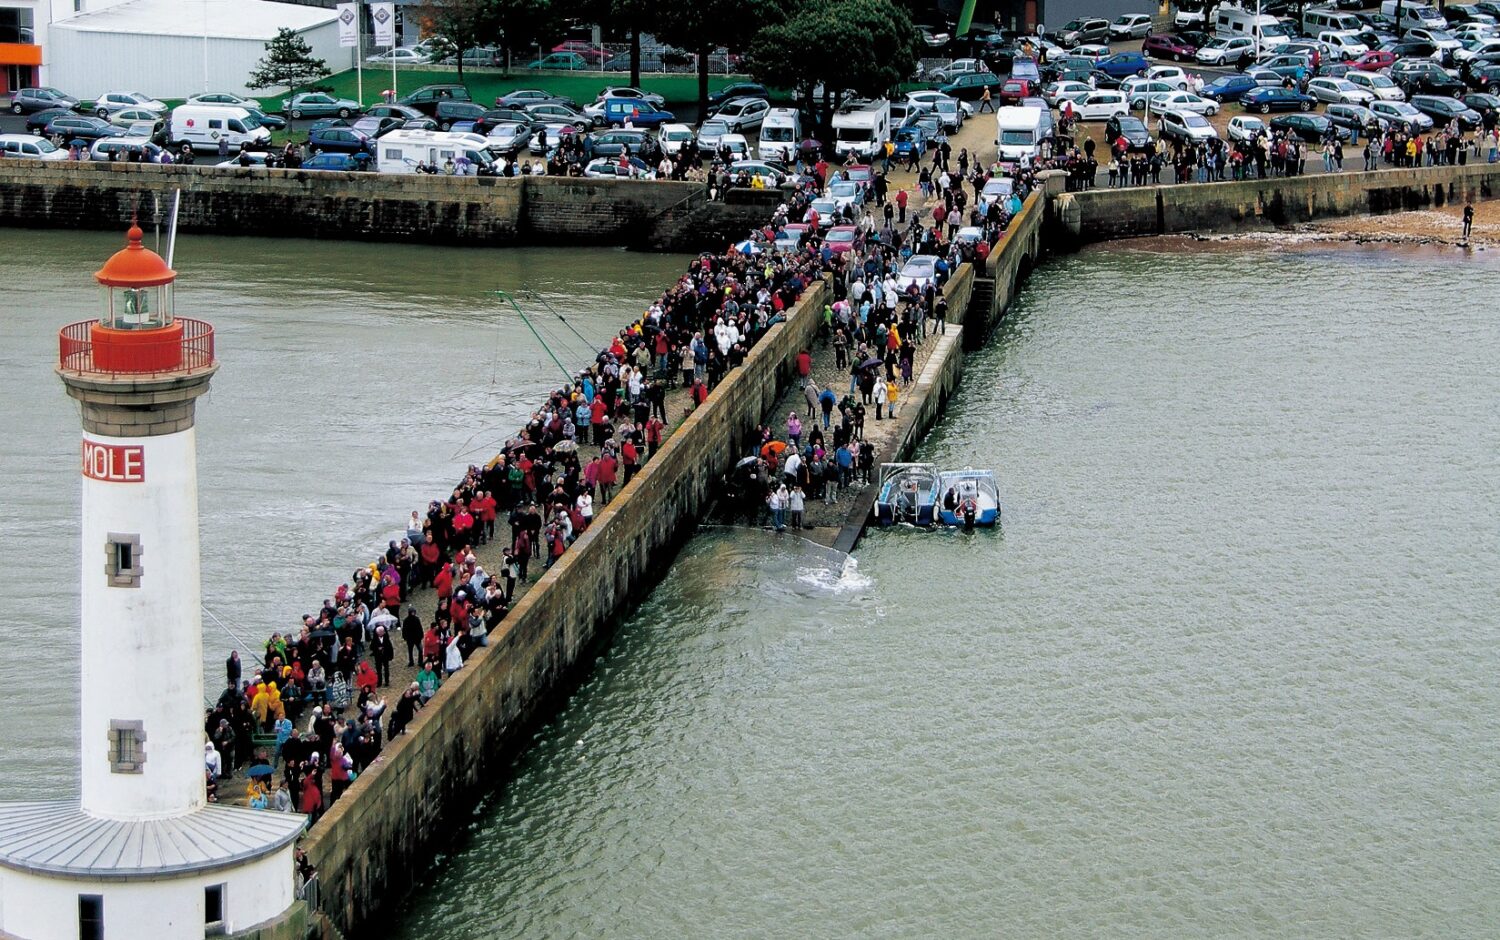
<box><xmin>104</xmin><ymin>533</ymin><xmax>142</xmax><ymax>588</ymax></box>
<box><xmin>205</xmin><ymin>883</ymin><xmax>225</xmax><ymax>928</ymax></box>
<box><xmin>78</xmin><ymin>894</ymin><xmax>103</xmax><ymax>940</ymax></box>
<box><xmin>107</xmin><ymin>719</ymin><xmax>145</xmax><ymax>773</ymax></box>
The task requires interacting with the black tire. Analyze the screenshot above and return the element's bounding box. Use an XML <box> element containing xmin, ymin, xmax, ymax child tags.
<box><xmin>440</xmin><ymin>121</ymin><xmax>451</xmax><ymax>130</ymax></box>
<box><xmin>9</xmin><ymin>103</ymin><xmax>21</xmax><ymax>114</ymax></box>
<box><xmin>290</xmin><ymin>109</ymin><xmax>303</xmax><ymax>119</ymax></box>
<box><xmin>1488</xmin><ymin>84</ymin><xmax>1500</xmax><ymax>95</ymax></box>
<box><xmin>1175</xmin><ymin>52</ymin><xmax>1184</xmax><ymax>62</ymax></box>
<box><xmin>1260</xmin><ymin>103</ymin><xmax>1272</xmax><ymax>114</ymax></box>
<box><xmin>338</xmin><ymin>108</ymin><xmax>352</xmax><ymax>118</ymax></box>
<box><xmin>1300</xmin><ymin>99</ymin><xmax>1312</xmax><ymax>111</ymax></box>
<box><xmin>97</xmin><ymin>107</ymin><xmax>109</xmax><ymax>118</ymax></box>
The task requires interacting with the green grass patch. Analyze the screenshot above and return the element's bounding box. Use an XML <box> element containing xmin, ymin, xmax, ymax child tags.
<box><xmin>301</xmin><ymin>67</ymin><xmax>753</xmax><ymax>109</ymax></box>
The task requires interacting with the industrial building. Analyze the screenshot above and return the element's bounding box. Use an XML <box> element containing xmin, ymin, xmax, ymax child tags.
<box><xmin>43</xmin><ymin>0</ymin><xmax>340</xmax><ymax>99</ymax></box>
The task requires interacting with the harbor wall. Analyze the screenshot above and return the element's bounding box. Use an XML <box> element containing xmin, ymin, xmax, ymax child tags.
<box><xmin>0</xmin><ymin>162</ymin><xmax>770</xmax><ymax>251</ymax></box>
<box><xmin>1051</xmin><ymin>161</ymin><xmax>1500</xmax><ymax>246</ymax></box>
<box><xmin>299</xmin><ymin>276</ymin><xmax>829</xmax><ymax>935</ymax></box>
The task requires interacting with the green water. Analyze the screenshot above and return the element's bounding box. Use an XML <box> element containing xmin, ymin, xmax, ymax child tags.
<box><xmin>385</xmin><ymin>243</ymin><xmax>1500</xmax><ymax>937</ymax></box>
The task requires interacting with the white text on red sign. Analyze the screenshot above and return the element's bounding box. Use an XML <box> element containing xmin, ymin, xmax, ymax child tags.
<box><xmin>82</xmin><ymin>440</ymin><xmax>145</xmax><ymax>483</ymax></box>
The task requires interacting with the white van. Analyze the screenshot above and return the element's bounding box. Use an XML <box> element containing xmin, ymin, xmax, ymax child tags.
<box><xmin>170</xmin><ymin>105</ymin><xmax>271</xmax><ymax>154</ymax></box>
<box><xmin>994</xmin><ymin>106</ymin><xmax>1045</xmax><ymax>168</ymax></box>
<box><xmin>1302</xmin><ymin>8</ymin><xmax>1362</xmax><ymax>35</ymax></box>
<box><xmin>1380</xmin><ymin>0</ymin><xmax>1447</xmax><ymax>30</ymax></box>
<box><xmin>1214</xmin><ymin>7</ymin><xmax>1292</xmax><ymax>50</ymax></box>
<box><xmin>758</xmin><ymin>107</ymin><xmax>801</xmax><ymax>162</ymax></box>
<box><xmin>1319</xmin><ymin>30</ymin><xmax>1370</xmax><ymax>59</ymax></box>
<box><xmin>831</xmin><ymin>98</ymin><xmax>890</xmax><ymax>162</ymax></box>
<box><xmin>0</xmin><ymin>133</ymin><xmax>67</xmax><ymax>160</ymax></box>
<box><xmin>375</xmin><ymin>129</ymin><xmax>496</xmax><ymax>174</ymax></box>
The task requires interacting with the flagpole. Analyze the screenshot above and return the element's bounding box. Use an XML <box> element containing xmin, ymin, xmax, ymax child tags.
<box><xmin>356</xmin><ymin>11</ymin><xmax>363</xmax><ymax>106</ymax></box>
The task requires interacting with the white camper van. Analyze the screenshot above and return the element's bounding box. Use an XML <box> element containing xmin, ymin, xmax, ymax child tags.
<box><xmin>375</xmin><ymin>129</ymin><xmax>496</xmax><ymax>174</ymax></box>
<box><xmin>831</xmin><ymin>98</ymin><xmax>891</xmax><ymax>162</ymax></box>
<box><xmin>170</xmin><ymin>105</ymin><xmax>271</xmax><ymax>153</ymax></box>
<box><xmin>1214</xmin><ymin>6</ymin><xmax>1292</xmax><ymax>50</ymax></box>
<box><xmin>994</xmin><ymin>106</ymin><xmax>1047</xmax><ymax>168</ymax></box>
<box><xmin>758</xmin><ymin>108</ymin><xmax>801</xmax><ymax>162</ymax></box>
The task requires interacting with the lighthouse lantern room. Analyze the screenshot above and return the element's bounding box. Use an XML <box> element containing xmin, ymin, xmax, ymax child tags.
<box><xmin>0</xmin><ymin>226</ymin><xmax>306</xmax><ymax>940</ymax></box>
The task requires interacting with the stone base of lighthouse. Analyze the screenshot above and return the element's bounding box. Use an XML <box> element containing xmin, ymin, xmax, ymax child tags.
<box><xmin>0</xmin><ymin>801</ymin><xmax>305</xmax><ymax>940</ymax></box>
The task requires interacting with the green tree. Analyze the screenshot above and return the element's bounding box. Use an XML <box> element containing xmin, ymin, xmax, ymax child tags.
<box><xmin>248</xmin><ymin>27</ymin><xmax>331</xmax><ymax>93</ymax></box>
<box><xmin>746</xmin><ymin>0</ymin><xmax>921</xmax><ymax>137</ymax></box>
<box><xmin>654</xmin><ymin>0</ymin><xmax>746</xmax><ymax>117</ymax></box>
<box><xmin>583</xmin><ymin>0</ymin><xmax>656</xmax><ymax>87</ymax></box>
<box><xmin>415</xmin><ymin>0</ymin><xmax>498</xmax><ymax>79</ymax></box>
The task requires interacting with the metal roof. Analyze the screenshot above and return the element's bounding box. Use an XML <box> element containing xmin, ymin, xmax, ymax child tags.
<box><xmin>53</xmin><ymin>0</ymin><xmax>337</xmax><ymax>40</ymax></box>
<box><xmin>0</xmin><ymin>801</ymin><xmax>305</xmax><ymax>880</ymax></box>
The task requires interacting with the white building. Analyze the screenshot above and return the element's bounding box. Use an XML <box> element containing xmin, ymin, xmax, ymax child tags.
<box><xmin>0</xmin><ymin>226</ymin><xmax>306</xmax><ymax>940</ymax></box>
<box><xmin>44</xmin><ymin>0</ymin><xmax>340</xmax><ymax>99</ymax></box>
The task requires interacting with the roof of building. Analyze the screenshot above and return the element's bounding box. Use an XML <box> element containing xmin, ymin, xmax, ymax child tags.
<box><xmin>54</xmin><ymin>0</ymin><xmax>337</xmax><ymax>40</ymax></box>
<box><xmin>0</xmin><ymin>801</ymin><xmax>306</xmax><ymax>879</ymax></box>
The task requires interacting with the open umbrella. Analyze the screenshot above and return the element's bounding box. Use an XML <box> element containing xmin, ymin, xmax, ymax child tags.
<box><xmin>553</xmin><ymin>440</ymin><xmax>578</xmax><ymax>454</ymax></box>
<box><xmin>246</xmin><ymin>764</ymin><xmax>275</xmax><ymax>778</ymax></box>
<box><xmin>736</xmin><ymin>455</ymin><xmax>760</xmax><ymax>468</ymax></box>
<box><xmin>760</xmin><ymin>440</ymin><xmax>787</xmax><ymax>459</ymax></box>
<box><xmin>859</xmin><ymin>356</ymin><xmax>884</xmax><ymax>370</ymax></box>
<box><xmin>733</xmin><ymin>239</ymin><xmax>762</xmax><ymax>255</ymax></box>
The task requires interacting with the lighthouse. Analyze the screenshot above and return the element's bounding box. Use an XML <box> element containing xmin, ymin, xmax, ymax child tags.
<box><xmin>0</xmin><ymin>227</ymin><xmax>306</xmax><ymax>939</ymax></box>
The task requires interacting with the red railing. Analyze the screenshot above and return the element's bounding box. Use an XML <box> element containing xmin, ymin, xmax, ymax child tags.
<box><xmin>58</xmin><ymin>318</ymin><xmax>215</xmax><ymax>377</ymax></box>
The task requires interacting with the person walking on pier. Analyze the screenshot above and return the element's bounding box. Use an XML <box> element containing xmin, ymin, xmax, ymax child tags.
<box><xmin>1463</xmin><ymin>202</ymin><xmax>1475</xmax><ymax>241</ymax></box>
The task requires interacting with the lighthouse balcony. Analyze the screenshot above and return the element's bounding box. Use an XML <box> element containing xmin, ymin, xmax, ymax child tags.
<box><xmin>58</xmin><ymin>318</ymin><xmax>215</xmax><ymax>378</ymax></box>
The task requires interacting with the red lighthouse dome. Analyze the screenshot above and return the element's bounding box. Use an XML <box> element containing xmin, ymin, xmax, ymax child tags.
<box><xmin>95</xmin><ymin>224</ymin><xmax>176</xmax><ymax>289</ymax></box>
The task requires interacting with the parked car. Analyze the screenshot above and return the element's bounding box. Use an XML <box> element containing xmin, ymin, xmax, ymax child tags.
<box><xmin>1466</xmin><ymin>62</ymin><xmax>1500</xmax><ymax>92</ymax></box>
<box><xmin>824</xmin><ymin>225</ymin><xmax>859</xmax><ymax>254</ymax></box>
<box><xmin>0</xmin><ymin>133</ymin><xmax>67</xmax><ymax>159</ymax></box>
<box><xmin>1369</xmin><ymin>98</ymin><xmax>1436</xmax><ymax>131</ymax></box>
<box><xmin>351</xmin><ymin>115</ymin><xmax>403</xmax><ymax>139</ymax></box>
<box><xmin>483</xmin><ymin>121</ymin><xmax>532</xmax><ymax>154</ymax></box>
<box><xmin>366</xmin><ymin>103</ymin><xmax>426</xmax><ymax>122</ymax></box>
<box><xmin>696</xmin><ymin>119</ymin><xmax>731</xmax><ymax>154</ymax></box>
<box><xmin>1269</xmin><ymin>112</ymin><xmax>1351</xmax><ymax>141</ymax></box>
<box><xmin>1111</xmin><ymin>13</ymin><xmax>1155</xmax><ymax>39</ymax></box>
<box><xmin>706</xmin><ymin>82</ymin><xmax>769</xmax><ymax>107</ymax></box>
<box><xmin>44</xmin><ymin>114</ymin><xmax>115</xmax><ymax>140</ymax></box>
<box><xmin>1043</xmin><ymin>80</ymin><xmax>1094</xmax><ymax>106</ymax></box>
<box><xmin>938</xmin><ymin>72</ymin><xmax>1004</xmax><ymax>101</ymax></box>
<box><xmin>931</xmin><ymin>97</ymin><xmax>966</xmax><ymax>130</ymax></box>
<box><xmin>1075</xmin><ymin>90</ymin><xmax>1130</xmax><ymax>120</ymax></box>
<box><xmin>107</xmin><ymin>107</ymin><xmax>162</xmax><ymax>128</ymax></box>
<box><xmin>1056</xmin><ymin>17</ymin><xmax>1111</xmax><ymax>47</ymax></box>
<box><xmin>711</xmin><ymin>97</ymin><xmax>770</xmax><ymax>131</ymax></box>
<box><xmin>1227</xmin><ymin>114</ymin><xmax>1269</xmax><ymax>141</ymax></box>
<box><xmin>284</xmin><ymin>92</ymin><xmax>361</xmax><ymax>119</ymax></box>
<box><xmin>400</xmin><ymin>84</ymin><xmax>472</xmax><ymax>115</ymax></box>
<box><xmin>1195</xmin><ymin>35</ymin><xmax>1257</xmax><ymax>66</ymax></box>
<box><xmin>999</xmin><ymin>78</ymin><xmax>1038</xmax><ymax>105</ymax></box>
<box><xmin>496</xmin><ymin>89</ymin><xmax>565</xmax><ymax>108</ymax></box>
<box><xmin>303</xmin><ymin>151</ymin><xmax>372</xmax><ymax>171</ymax></box>
<box><xmin>592</xmin><ymin>128</ymin><xmax>649</xmax><ymax>156</ymax></box>
<box><xmin>8</xmin><ymin>87</ymin><xmax>80</xmax><ymax>114</ymax></box>
<box><xmin>92</xmin><ymin>91</ymin><xmax>166</xmax><ymax>117</ymax></box>
<box><xmin>930</xmin><ymin>58</ymin><xmax>986</xmax><ymax>82</ymax></box>
<box><xmin>896</xmin><ymin>255</ymin><xmax>939</xmax><ymax>291</ymax></box>
<box><xmin>527</xmin><ymin>52</ymin><xmax>588</xmax><ymax>69</ymax></box>
<box><xmin>434</xmin><ymin>100</ymin><xmax>487</xmax><ymax>130</ymax></box>
<box><xmin>1349</xmin><ymin>49</ymin><xmax>1398</xmax><ymax>71</ymax></box>
<box><xmin>1307</xmin><ymin>76</ymin><xmax>1376</xmax><ymax>103</ymax></box>
<box><xmin>1258</xmin><ymin>54</ymin><xmax>1314</xmax><ymax>82</ymax></box>
<box><xmin>366</xmin><ymin>47</ymin><xmax>430</xmax><ymax>64</ymax></box>
<box><xmin>593</xmin><ymin>85</ymin><xmax>666</xmax><ymax>109</ymax></box>
<box><xmin>774</xmin><ymin>222</ymin><xmax>811</xmax><ymax>252</ymax></box>
<box><xmin>1124</xmin><ymin>80</ymin><xmax>1177</xmax><ymax>110</ymax></box>
<box><xmin>583</xmin><ymin>155</ymin><xmax>651</xmax><ymax>178</ymax></box>
<box><xmin>186</xmin><ymin>92</ymin><xmax>262</xmax><ymax>110</ymax></box>
<box><xmin>1159</xmin><ymin>108</ymin><xmax>1219</xmax><ymax>142</ymax></box>
<box><xmin>1392</xmin><ymin>60</ymin><xmax>1468</xmax><ymax>96</ymax></box>
<box><xmin>1345</xmin><ymin>69</ymin><xmax>1406</xmax><ymax>100</ymax></box>
<box><xmin>309</xmin><ymin>125</ymin><xmax>373</xmax><ymax>153</ymax></box>
<box><xmin>473</xmin><ymin>108</ymin><xmax>539</xmax><ymax>136</ymax></box>
<box><xmin>25</xmin><ymin>107</ymin><xmax>73</xmax><ymax>134</ymax></box>
<box><xmin>1145</xmin><ymin>65</ymin><xmax>1192</xmax><ymax>88</ymax></box>
<box><xmin>1095</xmin><ymin>52</ymin><xmax>1151</xmax><ymax>77</ymax></box>
<box><xmin>1462</xmin><ymin>90</ymin><xmax>1500</xmax><ymax>119</ymax></box>
<box><xmin>657</xmin><ymin>122</ymin><xmax>696</xmax><ymax>155</ymax></box>
<box><xmin>1201</xmin><ymin>73</ymin><xmax>1260</xmax><ymax>102</ymax></box>
<box><xmin>88</xmin><ymin>137</ymin><xmax>162</xmax><ymax>161</ymax></box>
<box><xmin>601</xmin><ymin>98</ymin><xmax>676</xmax><ymax>127</ymax></box>
<box><xmin>121</xmin><ymin>119</ymin><xmax>166</xmax><ymax>143</ymax></box>
<box><xmin>1245</xmin><ymin>67</ymin><xmax>1287</xmax><ymax>88</ymax></box>
<box><xmin>1241</xmin><ymin>86</ymin><xmax>1317</xmax><ymax>112</ymax></box>
<box><xmin>1410</xmin><ymin>93</ymin><xmax>1484</xmax><ymax>127</ymax></box>
<box><xmin>1144</xmin><ymin>33</ymin><xmax>1200</xmax><ymax>60</ymax></box>
<box><xmin>1155</xmin><ymin>91</ymin><xmax>1220</xmax><ymax>114</ymax></box>
<box><xmin>893</xmin><ymin>123</ymin><xmax>928</xmax><ymax>157</ymax></box>
<box><xmin>1325</xmin><ymin>102</ymin><xmax>1387</xmax><ymax>135</ymax></box>
<box><xmin>1105</xmin><ymin>112</ymin><xmax>1152</xmax><ymax>150</ymax></box>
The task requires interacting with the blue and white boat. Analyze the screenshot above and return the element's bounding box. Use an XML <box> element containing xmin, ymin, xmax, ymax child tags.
<box><xmin>936</xmin><ymin>468</ymin><xmax>1000</xmax><ymax>528</ymax></box>
<box><xmin>874</xmin><ymin>463</ymin><xmax>939</xmax><ymax>526</ymax></box>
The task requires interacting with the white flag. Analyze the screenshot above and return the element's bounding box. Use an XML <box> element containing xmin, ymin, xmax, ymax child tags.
<box><xmin>371</xmin><ymin>2</ymin><xmax>395</xmax><ymax>48</ymax></box>
<box><xmin>337</xmin><ymin>3</ymin><xmax>358</xmax><ymax>47</ymax></box>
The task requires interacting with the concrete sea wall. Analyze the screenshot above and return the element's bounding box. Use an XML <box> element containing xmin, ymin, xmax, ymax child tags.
<box><xmin>1052</xmin><ymin>161</ymin><xmax>1500</xmax><ymax>246</ymax></box>
<box><xmin>0</xmin><ymin>162</ymin><xmax>772</xmax><ymax>251</ymax></box>
<box><xmin>300</xmin><ymin>276</ymin><xmax>829</xmax><ymax>935</ymax></box>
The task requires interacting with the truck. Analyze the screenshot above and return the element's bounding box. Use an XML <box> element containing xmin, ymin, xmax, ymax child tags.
<box><xmin>831</xmin><ymin>98</ymin><xmax>890</xmax><ymax>162</ymax></box>
<box><xmin>169</xmin><ymin>105</ymin><xmax>272</xmax><ymax>154</ymax></box>
<box><xmin>994</xmin><ymin>106</ymin><xmax>1048</xmax><ymax>169</ymax></box>
<box><xmin>374</xmin><ymin>129</ymin><xmax>496</xmax><ymax>174</ymax></box>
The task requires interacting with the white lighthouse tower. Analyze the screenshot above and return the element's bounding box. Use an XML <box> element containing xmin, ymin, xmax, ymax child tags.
<box><xmin>0</xmin><ymin>226</ymin><xmax>306</xmax><ymax>939</ymax></box>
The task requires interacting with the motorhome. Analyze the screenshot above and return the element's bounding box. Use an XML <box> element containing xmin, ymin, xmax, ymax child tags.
<box><xmin>1214</xmin><ymin>6</ymin><xmax>1292</xmax><ymax>51</ymax></box>
<box><xmin>375</xmin><ymin>129</ymin><xmax>497</xmax><ymax>174</ymax></box>
<box><xmin>994</xmin><ymin>106</ymin><xmax>1047</xmax><ymax>168</ymax></box>
<box><xmin>831</xmin><ymin>98</ymin><xmax>891</xmax><ymax>162</ymax></box>
<box><xmin>758</xmin><ymin>108</ymin><xmax>801</xmax><ymax>161</ymax></box>
<box><xmin>1302</xmin><ymin>7</ymin><xmax>1362</xmax><ymax>35</ymax></box>
<box><xmin>169</xmin><ymin>105</ymin><xmax>272</xmax><ymax>154</ymax></box>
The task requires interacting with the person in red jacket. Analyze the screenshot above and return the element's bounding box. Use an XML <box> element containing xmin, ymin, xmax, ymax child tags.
<box><xmin>473</xmin><ymin>490</ymin><xmax>497</xmax><ymax>543</ymax></box>
<box><xmin>417</xmin><ymin>539</ymin><xmax>442</xmax><ymax>589</ymax></box>
<box><xmin>645</xmin><ymin>415</ymin><xmax>665</xmax><ymax>457</ymax></box>
<box><xmin>622</xmin><ymin>438</ymin><xmax>639</xmax><ymax>483</ymax></box>
<box><xmin>797</xmin><ymin>349</ymin><xmax>812</xmax><ymax>381</ymax></box>
<box><xmin>590</xmin><ymin>397</ymin><xmax>609</xmax><ymax>446</ymax></box>
<box><xmin>597</xmin><ymin>451</ymin><xmax>618</xmax><ymax>504</ymax></box>
<box><xmin>380</xmin><ymin>576</ymin><xmax>401</xmax><ymax>612</ymax></box>
<box><xmin>433</xmin><ymin>563</ymin><xmax>453</xmax><ymax>600</ymax></box>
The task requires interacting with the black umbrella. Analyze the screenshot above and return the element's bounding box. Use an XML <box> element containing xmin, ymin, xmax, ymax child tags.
<box><xmin>859</xmin><ymin>356</ymin><xmax>884</xmax><ymax>369</ymax></box>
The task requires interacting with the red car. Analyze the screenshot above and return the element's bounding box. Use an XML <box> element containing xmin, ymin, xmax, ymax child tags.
<box><xmin>825</xmin><ymin>225</ymin><xmax>860</xmax><ymax>254</ymax></box>
<box><xmin>551</xmin><ymin>40</ymin><xmax>609</xmax><ymax>60</ymax></box>
<box><xmin>1141</xmin><ymin>33</ymin><xmax>1199</xmax><ymax>61</ymax></box>
<box><xmin>1350</xmin><ymin>49</ymin><xmax>1397</xmax><ymax>71</ymax></box>
<box><xmin>999</xmin><ymin>78</ymin><xmax>1037</xmax><ymax>105</ymax></box>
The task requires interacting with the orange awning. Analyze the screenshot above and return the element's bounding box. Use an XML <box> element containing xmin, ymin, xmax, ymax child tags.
<box><xmin>0</xmin><ymin>43</ymin><xmax>42</xmax><ymax>67</ymax></box>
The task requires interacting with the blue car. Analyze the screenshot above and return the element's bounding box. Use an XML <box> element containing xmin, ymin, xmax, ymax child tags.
<box><xmin>1201</xmin><ymin>74</ymin><xmax>1258</xmax><ymax>102</ymax></box>
<box><xmin>308</xmin><ymin>125</ymin><xmax>374</xmax><ymax>153</ymax></box>
<box><xmin>1094</xmin><ymin>51</ymin><xmax>1150</xmax><ymax>78</ymax></box>
<box><xmin>1240</xmin><ymin>86</ymin><xmax>1316</xmax><ymax>114</ymax></box>
<box><xmin>602</xmin><ymin>98</ymin><xmax>676</xmax><ymax>127</ymax></box>
<box><xmin>302</xmin><ymin>152</ymin><xmax>372</xmax><ymax>171</ymax></box>
<box><xmin>893</xmin><ymin>124</ymin><xmax>927</xmax><ymax>157</ymax></box>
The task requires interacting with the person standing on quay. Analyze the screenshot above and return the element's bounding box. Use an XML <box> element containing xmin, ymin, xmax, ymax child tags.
<box><xmin>1463</xmin><ymin>202</ymin><xmax>1474</xmax><ymax>241</ymax></box>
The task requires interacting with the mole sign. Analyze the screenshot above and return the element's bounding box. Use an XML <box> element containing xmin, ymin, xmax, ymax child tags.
<box><xmin>82</xmin><ymin>439</ymin><xmax>145</xmax><ymax>482</ymax></box>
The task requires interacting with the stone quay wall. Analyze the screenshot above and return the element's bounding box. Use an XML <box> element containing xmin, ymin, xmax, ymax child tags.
<box><xmin>1051</xmin><ymin>161</ymin><xmax>1500</xmax><ymax>246</ymax></box>
<box><xmin>300</xmin><ymin>276</ymin><xmax>829</xmax><ymax>935</ymax></box>
<box><xmin>0</xmin><ymin>162</ymin><xmax>771</xmax><ymax>251</ymax></box>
